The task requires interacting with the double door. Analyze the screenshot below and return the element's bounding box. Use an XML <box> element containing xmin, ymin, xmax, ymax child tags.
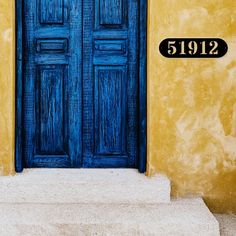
<box><xmin>23</xmin><ymin>0</ymin><xmax>139</xmax><ymax>168</ymax></box>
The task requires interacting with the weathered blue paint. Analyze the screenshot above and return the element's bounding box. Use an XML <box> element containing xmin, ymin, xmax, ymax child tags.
<box><xmin>16</xmin><ymin>0</ymin><xmax>147</xmax><ymax>171</ymax></box>
<box><xmin>139</xmin><ymin>0</ymin><xmax>147</xmax><ymax>173</ymax></box>
<box><xmin>16</xmin><ymin>0</ymin><xmax>23</xmax><ymax>172</ymax></box>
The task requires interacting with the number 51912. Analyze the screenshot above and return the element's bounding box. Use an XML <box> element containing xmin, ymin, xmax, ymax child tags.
<box><xmin>159</xmin><ymin>38</ymin><xmax>228</xmax><ymax>58</ymax></box>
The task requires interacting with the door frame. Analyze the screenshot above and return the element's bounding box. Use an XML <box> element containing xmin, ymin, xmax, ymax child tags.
<box><xmin>15</xmin><ymin>0</ymin><xmax>147</xmax><ymax>173</ymax></box>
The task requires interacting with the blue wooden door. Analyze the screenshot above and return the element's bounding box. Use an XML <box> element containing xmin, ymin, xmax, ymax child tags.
<box><xmin>23</xmin><ymin>0</ymin><xmax>139</xmax><ymax>168</ymax></box>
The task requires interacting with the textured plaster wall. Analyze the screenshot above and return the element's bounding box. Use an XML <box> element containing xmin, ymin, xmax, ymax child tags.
<box><xmin>0</xmin><ymin>0</ymin><xmax>15</xmax><ymax>175</ymax></box>
<box><xmin>147</xmin><ymin>0</ymin><xmax>236</xmax><ymax>213</ymax></box>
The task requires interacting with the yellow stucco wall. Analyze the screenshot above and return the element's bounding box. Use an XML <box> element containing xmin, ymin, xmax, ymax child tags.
<box><xmin>0</xmin><ymin>0</ymin><xmax>15</xmax><ymax>175</ymax></box>
<box><xmin>147</xmin><ymin>0</ymin><xmax>236</xmax><ymax>213</ymax></box>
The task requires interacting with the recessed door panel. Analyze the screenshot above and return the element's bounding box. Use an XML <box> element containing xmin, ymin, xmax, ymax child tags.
<box><xmin>95</xmin><ymin>0</ymin><xmax>127</xmax><ymax>29</ymax></box>
<box><xmin>36</xmin><ymin>65</ymin><xmax>67</xmax><ymax>154</ymax></box>
<box><xmin>94</xmin><ymin>66</ymin><xmax>127</xmax><ymax>156</ymax></box>
<box><xmin>39</xmin><ymin>0</ymin><xmax>64</xmax><ymax>24</ymax></box>
<box><xmin>99</xmin><ymin>0</ymin><xmax>123</xmax><ymax>25</ymax></box>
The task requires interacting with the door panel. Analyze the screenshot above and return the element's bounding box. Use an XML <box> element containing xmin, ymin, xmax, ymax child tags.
<box><xmin>36</xmin><ymin>65</ymin><xmax>67</xmax><ymax>154</ymax></box>
<box><xmin>39</xmin><ymin>0</ymin><xmax>64</xmax><ymax>24</ymax></box>
<box><xmin>23</xmin><ymin>0</ymin><xmax>82</xmax><ymax>167</ymax></box>
<box><xmin>82</xmin><ymin>0</ymin><xmax>139</xmax><ymax>168</ymax></box>
<box><xmin>23</xmin><ymin>0</ymin><xmax>139</xmax><ymax>168</ymax></box>
<box><xmin>98</xmin><ymin>0</ymin><xmax>125</xmax><ymax>26</ymax></box>
<box><xmin>94</xmin><ymin>66</ymin><xmax>127</xmax><ymax>155</ymax></box>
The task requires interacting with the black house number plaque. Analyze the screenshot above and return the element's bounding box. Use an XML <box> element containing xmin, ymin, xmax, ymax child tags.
<box><xmin>159</xmin><ymin>38</ymin><xmax>228</xmax><ymax>58</ymax></box>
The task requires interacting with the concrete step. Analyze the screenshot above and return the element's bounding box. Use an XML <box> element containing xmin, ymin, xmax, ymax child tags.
<box><xmin>0</xmin><ymin>199</ymin><xmax>220</xmax><ymax>236</ymax></box>
<box><xmin>0</xmin><ymin>169</ymin><xmax>171</xmax><ymax>204</ymax></box>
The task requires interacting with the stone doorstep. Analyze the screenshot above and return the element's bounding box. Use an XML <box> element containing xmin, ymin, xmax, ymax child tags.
<box><xmin>0</xmin><ymin>169</ymin><xmax>220</xmax><ymax>235</ymax></box>
<box><xmin>0</xmin><ymin>169</ymin><xmax>171</xmax><ymax>204</ymax></box>
<box><xmin>0</xmin><ymin>199</ymin><xmax>220</xmax><ymax>236</ymax></box>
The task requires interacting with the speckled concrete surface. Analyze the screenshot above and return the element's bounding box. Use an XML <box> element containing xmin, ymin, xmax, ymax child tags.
<box><xmin>214</xmin><ymin>214</ymin><xmax>236</xmax><ymax>236</ymax></box>
<box><xmin>0</xmin><ymin>169</ymin><xmax>171</xmax><ymax>204</ymax></box>
<box><xmin>0</xmin><ymin>199</ymin><xmax>219</xmax><ymax>236</ymax></box>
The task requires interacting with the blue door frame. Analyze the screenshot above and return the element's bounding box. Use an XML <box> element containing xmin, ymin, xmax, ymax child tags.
<box><xmin>15</xmin><ymin>0</ymin><xmax>147</xmax><ymax>173</ymax></box>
